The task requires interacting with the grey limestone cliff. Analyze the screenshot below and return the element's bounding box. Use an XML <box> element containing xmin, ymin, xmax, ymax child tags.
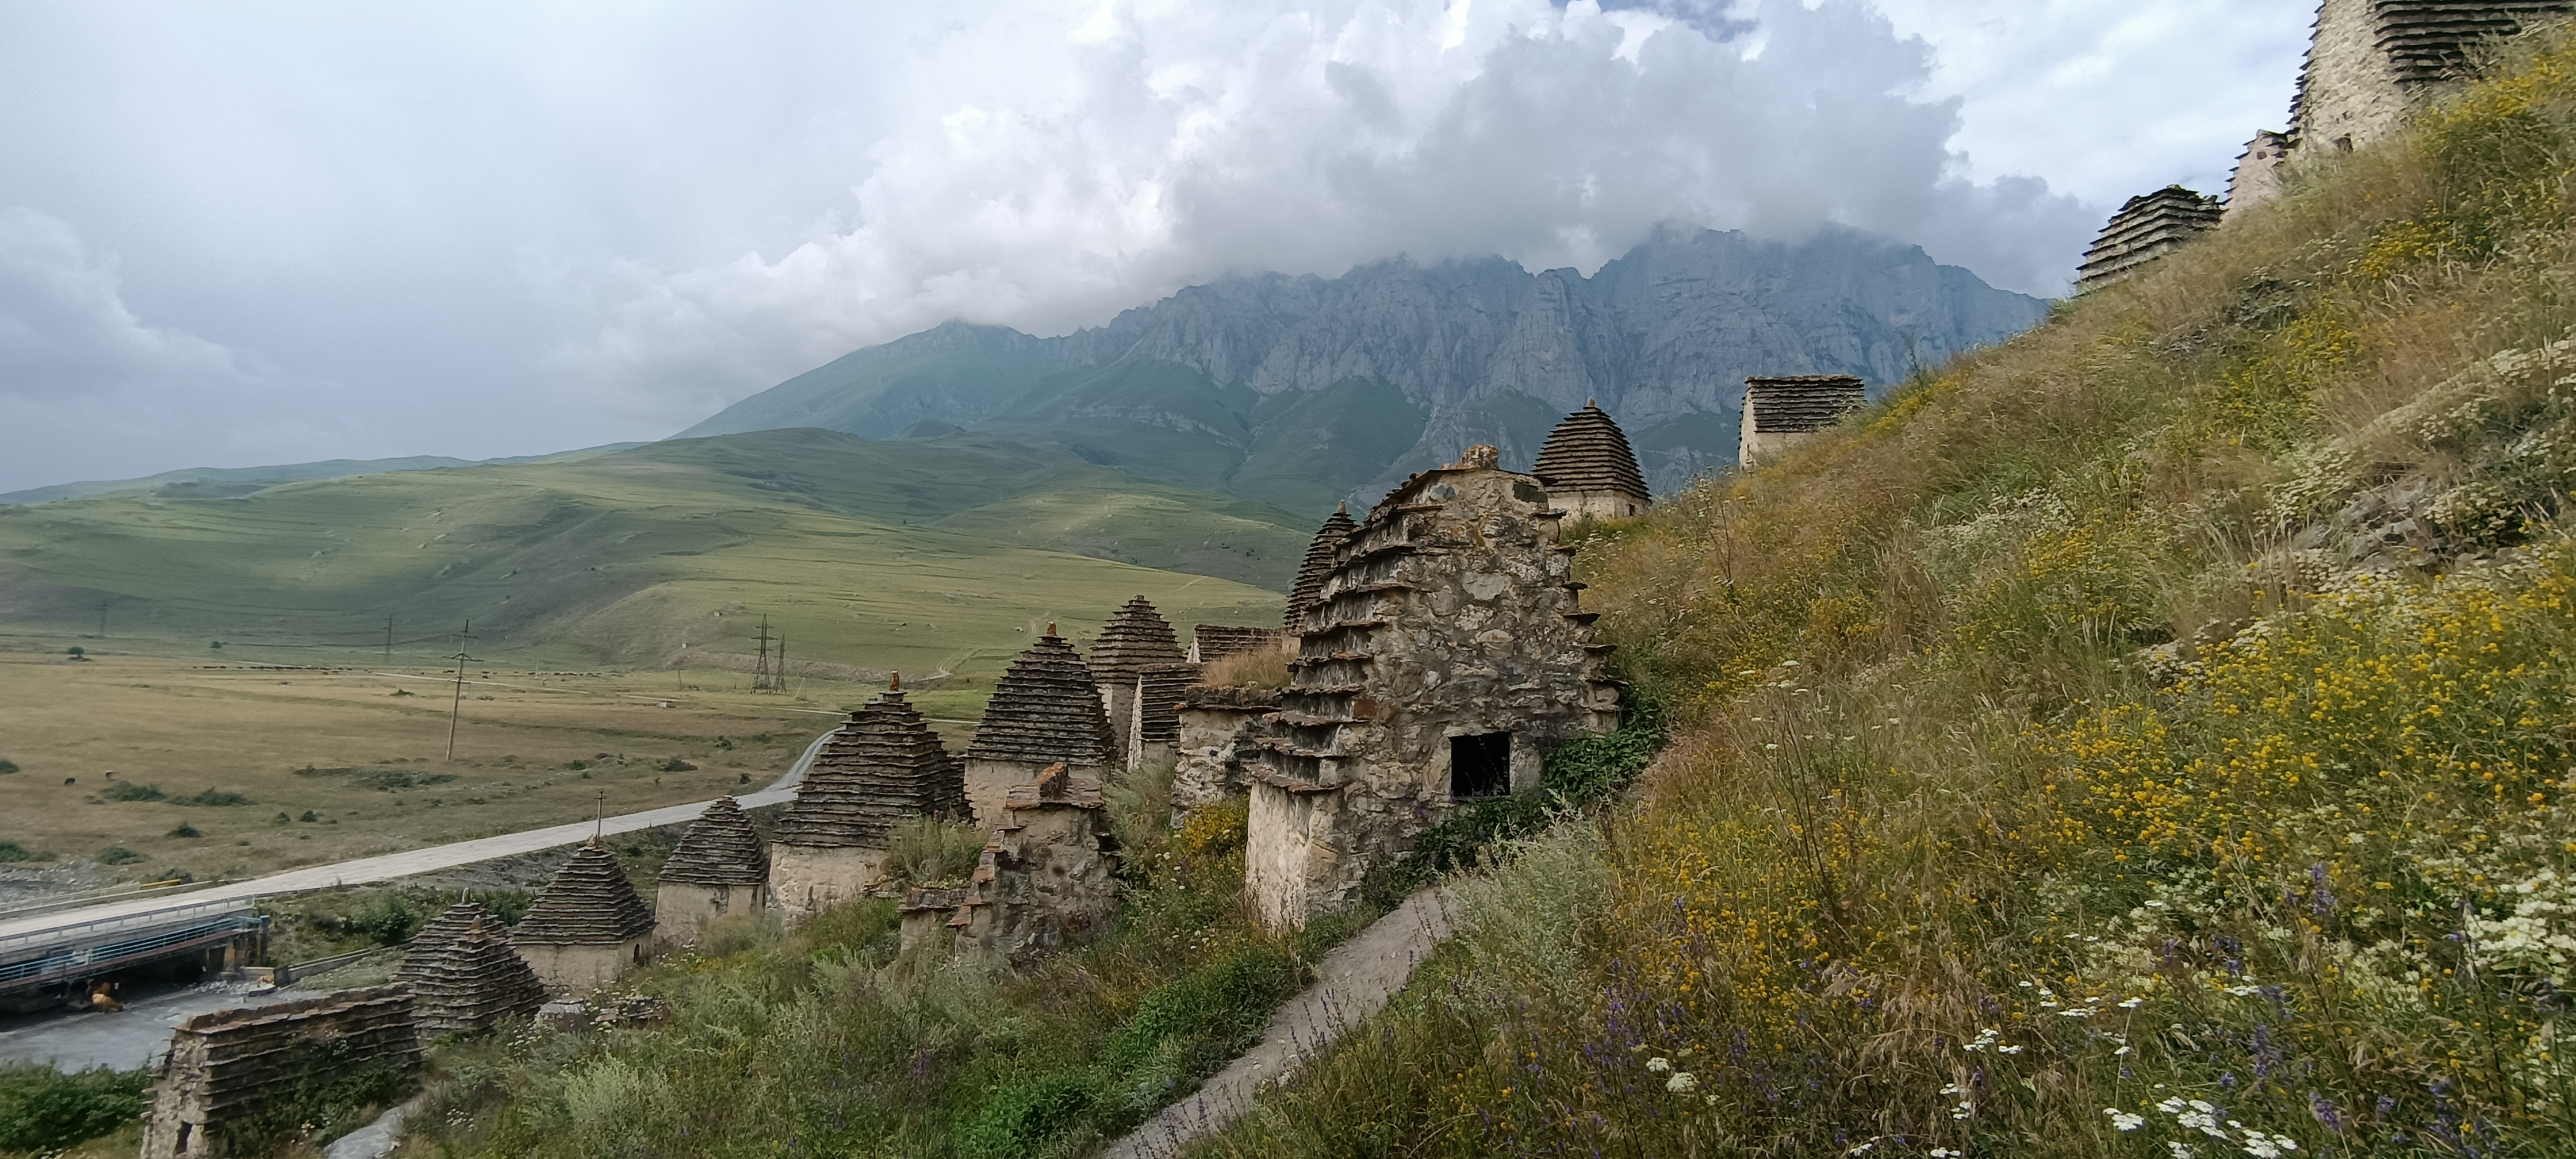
<box><xmin>684</xmin><ymin>225</ymin><xmax>2048</xmax><ymax>508</ymax></box>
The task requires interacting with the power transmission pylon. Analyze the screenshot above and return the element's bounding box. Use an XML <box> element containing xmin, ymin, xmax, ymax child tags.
<box><xmin>750</xmin><ymin>615</ymin><xmax>780</xmax><ymax>693</ymax></box>
<box><xmin>444</xmin><ymin>620</ymin><xmax>478</xmax><ymax>762</ymax></box>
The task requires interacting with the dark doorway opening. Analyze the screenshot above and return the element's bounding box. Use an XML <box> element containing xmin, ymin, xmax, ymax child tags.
<box><xmin>1450</xmin><ymin>732</ymin><xmax>1512</xmax><ymax>799</ymax></box>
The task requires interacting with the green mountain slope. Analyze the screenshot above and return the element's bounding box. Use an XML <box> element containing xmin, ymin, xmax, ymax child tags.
<box><xmin>0</xmin><ymin>428</ymin><xmax>1298</xmax><ymax>679</ymax></box>
<box><xmin>0</xmin><ymin>444</ymin><xmax>648</xmax><ymax>505</ymax></box>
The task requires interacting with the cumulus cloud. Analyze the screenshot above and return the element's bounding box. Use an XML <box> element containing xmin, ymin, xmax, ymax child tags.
<box><xmin>551</xmin><ymin>0</ymin><xmax>2103</xmax><ymax>426</ymax></box>
<box><xmin>0</xmin><ymin>208</ymin><xmax>344</xmax><ymax>489</ymax></box>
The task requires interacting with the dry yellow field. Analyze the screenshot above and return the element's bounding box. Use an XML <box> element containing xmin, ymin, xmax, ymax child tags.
<box><xmin>0</xmin><ymin>647</ymin><xmax>961</xmax><ymax>884</ymax></box>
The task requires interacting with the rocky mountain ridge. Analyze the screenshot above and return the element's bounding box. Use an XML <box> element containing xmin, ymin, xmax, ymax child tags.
<box><xmin>683</xmin><ymin>224</ymin><xmax>2050</xmax><ymax>512</ymax></box>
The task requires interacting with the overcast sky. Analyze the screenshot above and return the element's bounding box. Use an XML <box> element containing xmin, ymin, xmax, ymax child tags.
<box><xmin>0</xmin><ymin>0</ymin><xmax>2312</xmax><ymax>493</ymax></box>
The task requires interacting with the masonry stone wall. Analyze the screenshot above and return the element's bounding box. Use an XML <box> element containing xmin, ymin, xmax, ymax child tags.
<box><xmin>1171</xmin><ymin>686</ymin><xmax>1281</xmax><ymax>823</ymax></box>
<box><xmin>770</xmin><ymin>845</ymin><xmax>891</xmax><ymax>923</ymax></box>
<box><xmin>654</xmin><ymin>880</ymin><xmax>762</xmax><ymax>945</ymax></box>
<box><xmin>950</xmin><ymin>765</ymin><xmax>1121</xmax><ymax>965</ymax></box>
<box><xmin>142</xmin><ymin>986</ymin><xmax>421</xmax><ymax>1159</ymax></box>
<box><xmin>1243</xmin><ymin>449</ymin><xmax>1619</xmax><ymax>929</ymax></box>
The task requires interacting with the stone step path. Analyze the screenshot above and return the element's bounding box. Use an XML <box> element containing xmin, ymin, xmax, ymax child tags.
<box><xmin>1099</xmin><ymin>887</ymin><xmax>1456</xmax><ymax>1159</ymax></box>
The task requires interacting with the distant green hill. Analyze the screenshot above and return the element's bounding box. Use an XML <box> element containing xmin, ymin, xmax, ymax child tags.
<box><xmin>0</xmin><ymin>428</ymin><xmax>1298</xmax><ymax>681</ymax></box>
<box><xmin>0</xmin><ymin>444</ymin><xmax>647</xmax><ymax>505</ymax></box>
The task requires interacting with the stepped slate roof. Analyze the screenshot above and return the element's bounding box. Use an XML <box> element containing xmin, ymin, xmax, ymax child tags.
<box><xmin>1285</xmin><ymin>505</ymin><xmax>1358</xmax><ymax>630</ymax></box>
<box><xmin>393</xmin><ymin>901</ymin><xmax>547</xmax><ymax>1034</ymax></box>
<box><xmin>1087</xmin><ymin>596</ymin><xmax>1186</xmax><ymax>683</ymax></box>
<box><xmin>1190</xmin><ymin>624</ymin><xmax>1285</xmax><ymax>663</ymax></box>
<box><xmin>2372</xmin><ymin>2</ymin><xmax>2576</xmax><ymax>85</ymax></box>
<box><xmin>2074</xmin><ymin>186</ymin><xmax>2222</xmax><ymax>294</ymax></box>
<box><xmin>776</xmin><ymin>689</ymin><xmax>969</xmax><ymax>848</ymax></box>
<box><xmin>1133</xmin><ymin>662</ymin><xmax>1200</xmax><ymax>744</ymax></box>
<box><xmin>965</xmin><ymin>632</ymin><xmax>1117</xmax><ymax>766</ymax></box>
<box><xmin>1743</xmin><ymin>376</ymin><xmax>1868</xmax><ymax>433</ymax></box>
<box><xmin>660</xmin><ymin>796</ymin><xmax>769</xmax><ymax>885</ymax></box>
<box><xmin>1532</xmin><ymin>401</ymin><xmax>1649</xmax><ymax>497</ymax></box>
<box><xmin>512</xmin><ymin>842</ymin><xmax>655</xmax><ymax>946</ymax></box>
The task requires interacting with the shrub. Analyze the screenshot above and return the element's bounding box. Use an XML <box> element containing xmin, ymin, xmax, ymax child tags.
<box><xmin>97</xmin><ymin>781</ymin><xmax>163</xmax><ymax>802</ymax></box>
<box><xmin>883</xmin><ymin>816</ymin><xmax>986</xmax><ymax>887</ymax></box>
<box><xmin>0</xmin><ymin>841</ymin><xmax>43</xmax><ymax>862</ymax></box>
<box><xmin>94</xmin><ymin>847</ymin><xmax>144</xmax><ymax>865</ymax></box>
<box><xmin>956</xmin><ymin>1070</ymin><xmax>1098</xmax><ymax>1158</ymax></box>
<box><xmin>298</xmin><ymin>810</ymin><xmax>319</xmax><ymax>822</ymax></box>
<box><xmin>346</xmin><ymin>891</ymin><xmax>424</xmax><ymax>946</ymax></box>
<box><xmin>174</xmin><ymin>788</ymin><xmax>252</xmax><ymax>806</ymax></box>
<box><xmin>167</xmin><ymin>823</ymin><xmax>201</xmax><ymax>839</ymax></box>
<box><xmin>659</xmin><ymin>757</ymin><xmax>696</xmax><ymax>772</ymax></box>
<box><xmin>0</xmin><ymin>1063</ymin><xmax>149</xmax><ymax>1153</ymax></box>
<box><xmin>0</xmin><ymin>758</ymin><xmax>17</xmax><ymax>774</ymax></box>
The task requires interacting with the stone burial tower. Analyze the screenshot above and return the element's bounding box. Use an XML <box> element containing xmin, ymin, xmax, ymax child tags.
<box><xmin>769</xmin><ymin>680</ymin><xmax>970</xmax><ymax>923</ymax></box>
<box><xmin>653</xmin><ymin>795</ymin><xmax>770</xmax><ymax>946</ymax></box>
<box><xmin>963</xmin><ymin>629</ymin><xmax>1116</xmax><ymax>826</ymax></box>
<box><xmin>1284</xmin><ymin>504</ymin><xmax>1359</xmax><ymax>631</ymax></box>
<box><xmin>1087</xmin><ymin>596</ymin><xmax>1187</xmax><ymax>770</ymax></box>
<box><xmin>1739</xmin><ymin>375</ymin><xmax>1868</xmax><ymax>465</ymax></box>
<box><xmin>1532</xmin><ymin>400</ymin><xmax>1653</xmax><ymax>521</ymax></box>
<box><xmin>142</xmin><ymin>985</ymin><xmax>422</xmax><ymax>1159</ymax></box>
<box><xmin>1243</xmin><ymin>444</ymin><xmax>1622</xmax><ymax>930</ymax></box>
<box><xmin>944</xmin><ymin>761</ymin><xmax>1121</xmax><ymax>965</ymax></box>
<box><xmin>1126</xmin><ymin>661</ymin><xmax>1201</xmax><ymax>774</ymax></box>
<box><xmin>2073</xmin><ymin>186</ymin><xmax>2225</xmax><ymax>294</ymax></box>
<box><xmin>512</xmin><ymin>841</ymin><xmax>657</xmax><ymax>995</ymax></box>
<box><xmin>393</xmin><ymin>900</ymin><xmax>547</xmax><ymax>1035</ymax></box>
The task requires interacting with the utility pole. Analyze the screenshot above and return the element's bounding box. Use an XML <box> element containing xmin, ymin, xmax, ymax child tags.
<box><xmin>593</xmin><ymin>789</ymin><xmax>607</xmax><ymax>842</ymax></box>
<box><xmin>384</xmin><ymin>614</ymin><xmax>394</xmax><ymax>665</ymax></box>
<box><xmin>96</xmin><ymin>598</ymin><xmax>109</xmax><ymax>638</ymax></box>
<box><xmin>751</xmin><ymin>615</ymin><xmax>779</xmax><ymax>693</ymax></box>
<box><xmin>444</xmin><ymin>620</ymin><xmax>478</xmax><ymax>763</ymax></box>
<box><xmin>776</xmin><ymin>632</ymin><xmax>789</xmax><ymax>694</ymax></box>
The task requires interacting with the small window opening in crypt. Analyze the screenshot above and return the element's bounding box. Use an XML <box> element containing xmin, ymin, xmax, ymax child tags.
<box><xmin>1450</xmin><ymin>732</ymin><xmax>1512</xmax><ymax>799</ymax></box>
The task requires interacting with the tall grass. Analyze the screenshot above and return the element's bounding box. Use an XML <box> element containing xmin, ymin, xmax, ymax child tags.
<box><xmin>1200</xmin><ymin>26</ymin><xmax>2576</xmax><ymax>1159</ymax></box>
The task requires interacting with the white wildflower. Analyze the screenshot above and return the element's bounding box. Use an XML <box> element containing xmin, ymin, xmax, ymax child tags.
<box><xmin>1666</xmin><ymin>1072</ymin><xmax>1699</xmax><ymax>1093</ymax></box>
<box><xmin>1997</xmin><ymin>1044</ymin><xmax>2025</xmax><ymax>1054</ymax></box>
<box><xmin>1646</xmin><ymin>1056</ymin><xmax>1670</xmax><ymax>1073</ymax></box>
<box><xmin>2243</xmin><ymin>1133</ymin><xmax>2300</xmax><ymax>1157</ymax></box>
<box><xmin>2106</xmin><ymin>1108</ymin><xmax>2145</xmax><ymax>1132</ymax></box>
<box><xmin>2119</xmin><ymin>997</ymin><xmax>2145</xmax><ymax>1008</ymax></box>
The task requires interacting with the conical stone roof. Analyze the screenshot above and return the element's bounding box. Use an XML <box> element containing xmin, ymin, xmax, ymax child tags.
<box><xmin>1285</xmin><ymin>505</ymin><xmax>1358</xmax><ymax>630</ymax></box>
<box><xmin>965</xmin><ymin>631</ymin><xmax>1116</xmax><ymax>766</ymax></box>
<box><xmin>777</xmin><ymin>688</ymin><xmax>969</xmax><ymax>848</ymax></box>
<box><xmin>394</xmin><ymin>901</ymin><xmax>547</xmax><ymax>1034</ymax></box>
<box><xmin>1533</xmin><ymin>401</ymin><xmax>1649</xmax><ymax>498</ymax></box>
<box><xmin>1134</xmin><ymin>662</ymin><xmax>1200</xmax><ymax>744</ymax></box>
<box><xmin>1087</xmin><ymin>596</ymin><xmax>1185</xmax><ymax>684</ymax></box>
<box><xmin>513</xmin><ymin>842</ymin><xmax>655</xmax><ymax>945</ymax></box>
<box><xmin>660</xmin><ymin>796</ymin><xmax>769</xmax><ymax>885</ymax></box>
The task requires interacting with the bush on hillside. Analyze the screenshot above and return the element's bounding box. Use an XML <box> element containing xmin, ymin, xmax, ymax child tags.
<box><xmin>173</xmin><ymin>788</ymin><xmax>252</xmax><ymax>806</ymax></box>
<box><xmin>94</xmin><ymin>847</ymin><xmax>143</xmax><ymax>865</ymax></box>
<box><xmin>0</xmin><ymin>841</ymin><xmax>46</xmax><ymax>862</ymax></box>
<box><xmin>0</xmin><ymin>758</ymin><xmax>17</xmax><ymax>774</ymax></box>
<box><xmin>346</xmin><ymin>891</ymin><xmax>424</xmax><ymax>946</ymax></box>
<box><xmin>97</xmin><ymin>781</ymin><xmax>163</xmax><ymax>802</ymax></box>
<box><xmin>0</xmin><ymin>1063</ymin><xmax>148</xmax><ymax>1153</ymax></box>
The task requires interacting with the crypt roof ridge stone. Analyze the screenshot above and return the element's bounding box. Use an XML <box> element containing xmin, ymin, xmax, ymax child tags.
<box><xmin>1532</xmin><ymin>401</ymin><xmax>1649</xmax><ymax>498</ymax></box>
<box><xmin>777</xmin><ymin>688</ymin><xmax>968</xmax><ymax>848</ymax></box>
<box><xmin>1133</xmin><ymin>661</ymin><xmax>1201</xmax><ymax>744</ymax></box>
<box><xmin>393</xmin><ymin>901</ymin><xmax>548</xmax><ymax>1034</ymax></box>
<box><xmin>1743</xmin><ymin>376</ymin><xmax>1868</xmax><ymax>434</ymax></box>
<box><xmin>966</xmin><ymin>631</ymin><xmax>1117</xmax><ymax>766</ymax></box>
<box><xmin>1191</xmin><ymin>624</ymin><xmax>1286</xmax><ymax>662</ymax></box>
<box><xmin>512</xmin><ymin>842</ymin><xmax>655</xmax><ymax>945</ymax></box>
<box><xmin>1285</xmin><ymin>505</ymin><xmax>1359</xmax><ymax>630</ymax></box>
<box><xmin>1087</xmin><ymin>596</ymin><xmax>1186</xmax><ymax>682</ymax></box>
<box><xmin>660</xmin><ymin>795</ymin><xmax>769</xmax><ymax>885</ymax></box>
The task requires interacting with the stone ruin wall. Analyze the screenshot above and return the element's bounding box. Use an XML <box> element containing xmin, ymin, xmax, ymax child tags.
<box><xmin>1171</xmin><ymin>685</ymin><xmax>1281</xmax><ymax>822</ymax></box>
<box><xmin>142</xmin><ymin>985</ymin><xmax>421</xmax><ymax>1159</ymax></box>
<box><xmin>938</xmin><ymin>766</ymin><xmax>1120</xmax><ymax>965</ymax></box>
<box><xmin>1245</xmin><ymin>461</ymin><xmax>1619</xmax><ymax>928</ymax></box>
<box><xmin>770</xmin><ymin>845</ymin><xmax>891</xmax><ymax>924</ymax></box>
<box><xmin>2300</xmin><ymin>0</ymin><xmax>2411</xmax><ymax>152</ymax></box>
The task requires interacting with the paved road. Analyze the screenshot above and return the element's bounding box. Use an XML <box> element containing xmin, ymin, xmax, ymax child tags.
<box><xmin>0</xmin><ymin>727</ymin><xmax>835</xmax><ymax>946</ymax></box>
<box><xmin>0</xmin><ymin>978</ymin><xmax>329</xmax><ymax>1070</ymax></box>
<box><xmin>1099</xmin><ymin>888</ymin><xmax>1458</xmax><ymax>1159</ymax></box>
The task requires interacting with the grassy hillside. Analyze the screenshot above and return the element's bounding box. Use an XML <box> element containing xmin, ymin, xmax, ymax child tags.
<box><xmin>0</xmin><ymin>428</ymin><xmax>1298</xmax><ymax>681</ymax></box>
<box><xmin>1199</xmin><ymin>28</ymin><xmax>2576</xmax><ymax>1159</ymax></box>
